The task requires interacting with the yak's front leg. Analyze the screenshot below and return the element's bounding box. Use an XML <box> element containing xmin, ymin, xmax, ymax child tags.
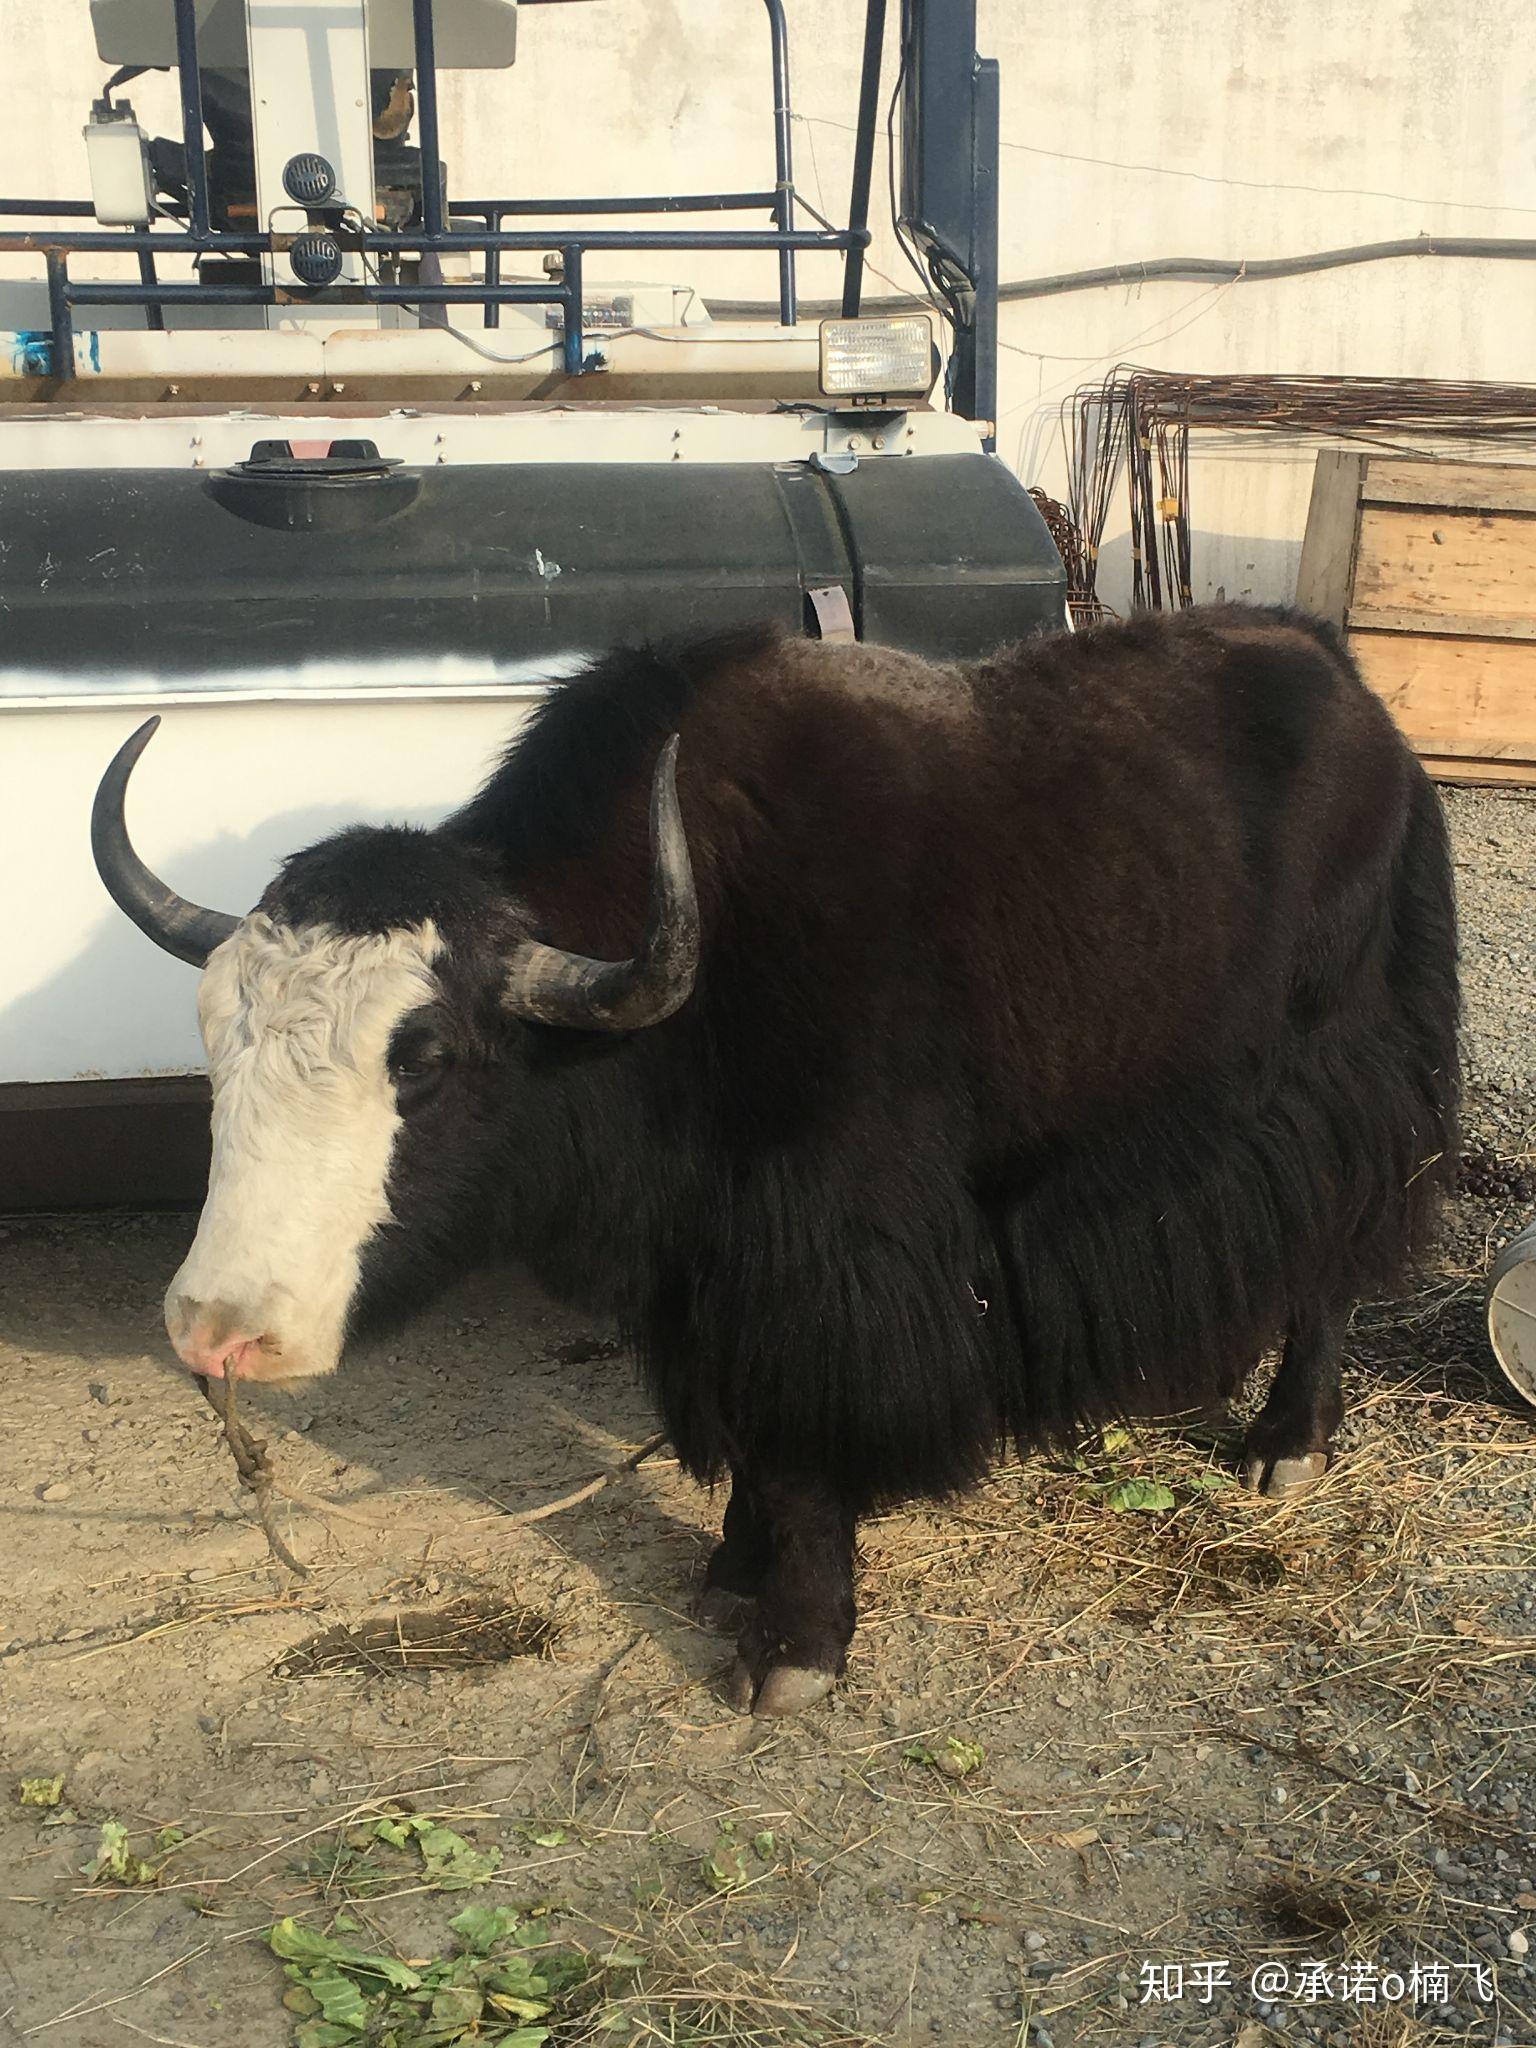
<box><xmin>696</xmin><ymin>1465</ymin><xmax>772</xmax><ymax>1633</ymax></box>
<box><xmin>1242</xmin><ymin>1300</ymin><xmax>1349</xmax><ymax>1496</ymax></box>
<box><xmin>724</xmin><ymin>1471</ymin><xmax>856</xmax><ymax>1718</ymax></box>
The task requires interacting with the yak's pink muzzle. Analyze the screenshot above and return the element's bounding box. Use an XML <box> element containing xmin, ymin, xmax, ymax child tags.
<box><xmin>167</xmin><ymin>1298</ymin><xmax>283</xmax><ymax>1381</ymax></box>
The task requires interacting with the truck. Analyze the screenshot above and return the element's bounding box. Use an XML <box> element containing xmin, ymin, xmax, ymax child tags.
<box><xmin>0</xmin><ymin>0</ymin><xmax>1066</xmax><ymax>1207</ymax></box>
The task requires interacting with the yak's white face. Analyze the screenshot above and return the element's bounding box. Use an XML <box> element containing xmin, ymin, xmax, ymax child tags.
<box><xmin>165</xmin><ymin>914</ymin><xmax>442</xmax><ymax>1382</ymax></box>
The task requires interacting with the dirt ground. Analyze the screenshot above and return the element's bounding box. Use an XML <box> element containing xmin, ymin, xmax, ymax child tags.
<box><xmin>3</xmin><ymin>793</ymin><xmax>1535</xmax><ymax>2048</ymax></box>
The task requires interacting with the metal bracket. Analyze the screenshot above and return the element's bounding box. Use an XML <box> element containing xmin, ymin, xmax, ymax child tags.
<box><xmin>807</xmin><ymin>584</ymin><xmax>856</xmax><ymax>642</ymax></box>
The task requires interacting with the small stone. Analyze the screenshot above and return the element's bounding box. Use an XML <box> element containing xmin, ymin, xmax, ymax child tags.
<box><xmin>187</xmin><ymin>1566</ymin><xmax>217</xmax><ymax>1583</ymax></box>
<box><xmin>1024</xmin><ymin>1931</ymin><xmax>1047</xmax><ymax>1953</ymax></box>
<box><xmin>39</xmin><ymin>1482</ymin><xmax>72</xmax><ymax>1502</ymax></box>
<box><xmin>1508</xmin><ymin>1929</ymin><xmax>1530</xmax><ymax>1958</ymax></box>
<box><xmin>88</xmin><ymin>1382</ymin><xmax>110</xmax><ymax>1404</ymax></box>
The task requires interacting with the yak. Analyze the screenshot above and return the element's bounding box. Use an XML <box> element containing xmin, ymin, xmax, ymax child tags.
<box><xmin>93</xmin><ymin>606</ymin><xmax>1459</xmax><ymax>1716</ymax></box>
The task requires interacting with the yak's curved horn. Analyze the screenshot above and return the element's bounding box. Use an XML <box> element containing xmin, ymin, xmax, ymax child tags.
<box><xmin>502</xmin><ymin>734</ymin><xmax>699</xmax><ymax>1032</ymax></box>
<box><xmin>91</xmin><ymin>716</ymin><xmax>241</xmax><ymax>968</ymax></box>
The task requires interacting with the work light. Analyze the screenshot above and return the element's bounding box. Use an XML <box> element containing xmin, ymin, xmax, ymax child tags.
<box><xmin>817</xmin><ymin>315</ymin><xmax>935</xmax><ymax>399</ymax></box>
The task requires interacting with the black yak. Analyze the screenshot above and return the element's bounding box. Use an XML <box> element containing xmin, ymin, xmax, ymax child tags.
<box><xmin>92</xmin><ymin>605</ymin><xmax>1459</xmax><ymax>1715</ymax></box>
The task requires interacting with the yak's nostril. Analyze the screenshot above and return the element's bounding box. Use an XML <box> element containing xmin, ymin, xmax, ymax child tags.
<box><xmin>169</xmin><ymin>1303</ymin><xmax>268</xmax><ymax>1380</ymax></box>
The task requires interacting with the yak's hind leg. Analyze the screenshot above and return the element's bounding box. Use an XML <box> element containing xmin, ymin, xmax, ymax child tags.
<box><xmin>696</xmin><ymin>1467</ymin><xmax>773</xmax><ymax>1632</ymax></box>
<box><xmin>1242</xmin><ymin>1300</ymin><xmax>1349</xmax><ymax>1497</ymax></box>
<box><xmin>723</xmin><ymin>1471</ymin><xmax>856</xmax><ymax>1717</ymax></box>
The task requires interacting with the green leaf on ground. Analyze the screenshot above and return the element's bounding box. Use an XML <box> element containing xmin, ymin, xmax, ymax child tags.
<box><xmin>268</xmin><ymin>1892</ymin><xmax>609</xmax><ymax>2045</ymax></box>
<box><xmin>1102</xmin><ymin>1477</ymin><xmax>1176</xmax><ymax>1513</ymax></box>
<box><xmin>701</xmin><ymin>1845</ymin><xmax>751</xmax><ymax>1893</ymax></box>
<box><xmin>905</xmin><ymin>1736</ymin><xmax>985</xmax><ymax>1778</ymax></box>
<box><xmin>18</xmin><ymin>1775</ymin><xmax>65</xmax><ymax>1807</ymax></box>
<box><xmin>81</xmin><ymin>1819</ymin><xmax>159</xmax><ymax>1886</ymax></box>
<box><xmin>268</xmin><ymin>1916</ymin><xmax>422</xmax><ymax>1990</ymax></box>
<box><xmin>449</xmin><ymin>1902</ymin><xmax>524</xmax><ymax>1955</ymax></box>
<box><xmin>418</xmin><ymin>1824</ymin><xmax>502</xmax><ymax>1890</ymax></box>
<box><xmin>517</xmin><ymin>1821</ymin><xmax>569</xmax><ymax>1849</ymax></box>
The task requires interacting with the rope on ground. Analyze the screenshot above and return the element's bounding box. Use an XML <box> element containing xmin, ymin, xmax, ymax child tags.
<box><xmin>194</xmin><ymin>1374</ymin><xmax>666</xmax><ymax>1573</ymax></box>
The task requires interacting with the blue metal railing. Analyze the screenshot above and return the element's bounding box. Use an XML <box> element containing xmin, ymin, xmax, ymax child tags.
<box><xmin>0</xmin><ymin>0</ymin><xmax>868</xmax><ymax>379</ymax></box>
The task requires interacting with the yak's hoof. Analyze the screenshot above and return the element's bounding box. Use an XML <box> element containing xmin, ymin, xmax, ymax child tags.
<box><xmin>1244</xmin><ymin>1449</ymin><xmax>1329</xmax><ymax>1498</ymax></box>
<box><xmin>695</xmin><ymin>1585</ymin><xmax>756</xmax><ymax>1634</ymax></box>
<box><xmin>725</xmin><ymin>1657</ymin><xmax>757</xmax><ymax>1713</ymax></box>
<box><xmin>724</xmin><ymin>1657</ymin><xmax>837</xmax><ymax>1717</ymax></box>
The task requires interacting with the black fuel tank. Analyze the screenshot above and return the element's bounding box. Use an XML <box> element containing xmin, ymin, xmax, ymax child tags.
<box><xmin>0</xmin><ymin>450</ymin><xmax>1065</xmax><ymax>689</ymax></box>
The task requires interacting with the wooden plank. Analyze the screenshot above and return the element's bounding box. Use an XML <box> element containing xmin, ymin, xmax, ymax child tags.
<box><xmin>1362</xmin><ymin>456</ymin><xmax>1536</xmax><ymax>514</ymax></box>
<box><xmin>1346</xmin><ymin>602</ymin><xmax>1536</xmax><ymax>642</ymax></box>
<box><xmin>1352</xmin><ymin>505</ymin><xmax>1536</xmax><ymax>623</ymax></box>
<box><xmin>1296</xmin><ymin>449</ymin><xmax>1365</xmax><ymax>624</ymax></box>
<box><xmin>1351</xmin><ymin>629</ymin><xmax>1536</xmax><ymax>764</ymax></box>
<box><xmin>1419</xmin><ymin>756</ymin><xmax>1536</xmax><ymax>788</ymax></box>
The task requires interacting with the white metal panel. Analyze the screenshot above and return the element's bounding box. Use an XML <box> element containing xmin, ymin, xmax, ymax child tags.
<box><xmin>0</xmin><ymin>404</ymin><xmax>978</xmax><ymax>468</ymax></box>
<box><xmin>91</xmin><ymin>0</ymin><xmax>518</xmax><ymax>69</ymax></box>
<box><xmin>0</xmin><ymin>693</ymin><xmax>540</xmax><ymax>1083</ymax></box>
<box><xmin>245</xmin><ymin>0</ymin><xmax>373</xmax><ymax>300</ymax></box>
<box><xmin>0</xmin><ymin>321</ymin><xmax>830</xmax><ymax>396</ymax></box>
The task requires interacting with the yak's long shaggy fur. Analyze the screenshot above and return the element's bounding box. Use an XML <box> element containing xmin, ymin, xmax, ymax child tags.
<box><xmin>387</xmin><ymin>606</ymin><xmax>1460</xmax><ymax>1511</ymax></box>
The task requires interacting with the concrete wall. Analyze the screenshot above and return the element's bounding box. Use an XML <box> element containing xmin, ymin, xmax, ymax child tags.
<box><xmin>6</xmin><ymin>1</ymin><xmax>1534</xmax><ymax>608</ymax></box>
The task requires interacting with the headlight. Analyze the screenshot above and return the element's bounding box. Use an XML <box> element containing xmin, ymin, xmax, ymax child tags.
<box><xmin>818</xmin><ymin>315</ymin><xmax>935</xmax><ymax>399</ymax></box>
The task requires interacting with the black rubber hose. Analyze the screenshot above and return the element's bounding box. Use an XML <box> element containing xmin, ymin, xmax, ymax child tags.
<box><xmin>709</xmin><ymin>235</ymin><xmax>1536</xmax><ymax>319</ymax></box>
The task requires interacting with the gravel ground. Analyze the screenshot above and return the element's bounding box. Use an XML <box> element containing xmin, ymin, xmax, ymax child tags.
<box><xmin>0</xmin><ymin>781</ymin><xmax>1532</xmax><ymax>2048</ymax></box>
<box><xmin>1443</xmin><ymin>786</ymin><xmax>1536</xmax><ymax>1135</ymax></box>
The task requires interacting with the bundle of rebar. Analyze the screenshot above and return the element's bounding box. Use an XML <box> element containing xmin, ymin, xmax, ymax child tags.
<box><xmin>1062</xmin><ymin>370</ymin><xmax>1536</xmax><ymax>614</ymax></box>
<box><xmin>1027</xmin><ymin>487</ymin><xmax>1111</xmax><ymax>627</ymax></box>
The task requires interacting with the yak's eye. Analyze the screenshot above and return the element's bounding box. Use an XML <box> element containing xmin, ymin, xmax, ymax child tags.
<box><xmin>388</xmin><ymin>1028</ymin><xmax>451</xmax><ymax>1110</ymax></box>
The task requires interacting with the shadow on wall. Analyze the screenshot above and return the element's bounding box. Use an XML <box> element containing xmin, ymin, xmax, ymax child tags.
<box><xmin>0</xmin><ymin>798</ymin><xmax>450</xmax><ymax>1077</ymax></box>
<box><xmin>1085</xmin><ymin>529</ymin><xmax>1304</xmax><ymax>617</ymax></box>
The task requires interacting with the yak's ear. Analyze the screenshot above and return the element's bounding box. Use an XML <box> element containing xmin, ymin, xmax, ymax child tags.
<box><xmin>501</xmin><ymin>735</ymin><xmax>700</xmax><ymax>1032</ymax></box>
<box><xmin>92</xmin><ymin>716</ymin><xmax>241</xmax><ymax>967</ymax></box>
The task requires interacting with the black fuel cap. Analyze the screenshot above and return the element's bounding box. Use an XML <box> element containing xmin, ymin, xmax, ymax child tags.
<box><xmin>235</xmin><ymin>439</ymin><xmax>401</xmax><ymax>478</ymax></box>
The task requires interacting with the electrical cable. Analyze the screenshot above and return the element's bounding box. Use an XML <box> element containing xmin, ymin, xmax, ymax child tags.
<box><xmin>707</xmin><ymin>234</ymin><xmax>1536</xmax><ymax>319</ymax></box>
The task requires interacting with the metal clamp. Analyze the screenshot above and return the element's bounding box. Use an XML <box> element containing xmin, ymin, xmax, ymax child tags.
<box><xmin>807</xmin><ymin>584</ymin><xmax>856</xmax><ymax>643</ymax></box>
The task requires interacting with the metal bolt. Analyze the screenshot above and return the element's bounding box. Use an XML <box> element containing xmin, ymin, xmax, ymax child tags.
<box><xmin>332</xmin><ymin>381</ymin><xmax>346</xmax><ymax>394</ymax></box>
<box><xmin>469</xmin><ymin>378</ymin><xmax>482</xmax><ymax>393</ymax></box>
<box><xmin>872</xmin><ymin>436</ymin><xmax>886</xmax><ymax>450</ymax></box>
<box><xmin>846</xmin><ymin>435</ymin><xmax>862</xmax><ymax>450</ymax></box>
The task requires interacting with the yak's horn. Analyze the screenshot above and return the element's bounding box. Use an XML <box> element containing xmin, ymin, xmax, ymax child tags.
<box><xmin>91</xmin><ymin>716</ymin><xmax>241</xmax><ymax>968</ymax></box>
<box><xmin>502</xmin><ymin>734</ymin><xmax>699</xmax><ymax>1032</ymax></box>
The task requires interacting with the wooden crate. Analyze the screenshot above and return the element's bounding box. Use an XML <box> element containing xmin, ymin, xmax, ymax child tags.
<box><xmin>1296</xmin><ymin>452</ymin><xmax>1536</xmax><ymax>786</ymax></box>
